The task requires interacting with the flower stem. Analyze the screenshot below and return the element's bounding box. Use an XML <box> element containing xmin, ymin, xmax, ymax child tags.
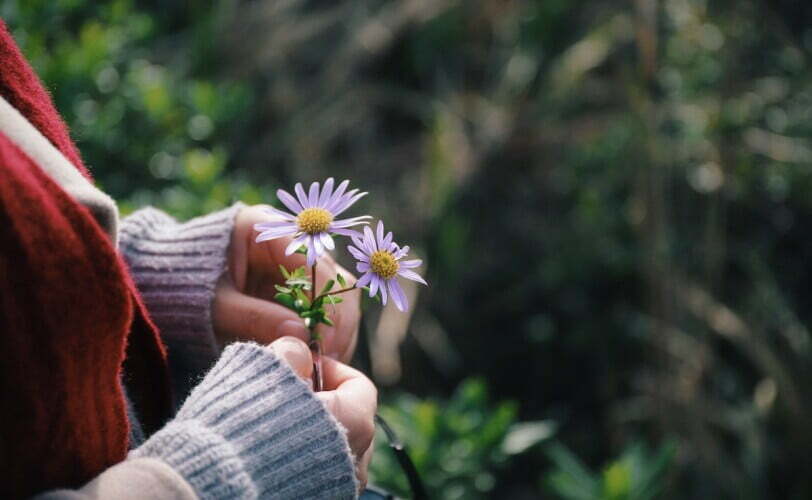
<box><xmin>313</xmin><ymin>285</ymin><xmax>358</xmax><ymax>303</ymax></box>
<box><xmin>310</xmin><ymin>263</ymin><xmax>317</xmax><ymax>303</ymax></box>
<box><xmin>309</xmin><ymin>262</ymin><xmax>323</xmax><ymax>391</ymax></box>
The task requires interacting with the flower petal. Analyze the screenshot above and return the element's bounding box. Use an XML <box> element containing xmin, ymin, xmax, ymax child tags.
<box><xmin>379</xmin><ymin>279</ymin><xmax>388</xmax><ymax>305</ymax></box>
<box><xmin>356</xmin><ymin>272</ymin><xmax>373</xmax><ymax>288</ymax></box>
<box><xmin>318</xmin><ymin>177</ymin><xmax>334</xmax><ymax>207</ymax></box>
<box><xmin>347</xmin><ymin>245</ymin><xmax>369</xmax><ymax>262</ymax></box>
<box><xmin>326</xmin><ymin>179</ymin><xmax>350</xmax><ymax>211</ymax></box>
<box><xmin>320</xmin><ymin>232</ymin><xmax>335</xmax><ymax>250</ymax></box>
<box><xmin>333</xmin><ymin>191</ymin><xmax>368</xmax><ymax>216</ymax></box>
<box><xmin>312</xmin><ymin>233</ymin><xmax>325</xmax><ymax>255</ymax></box>
<box><xmin>398</xmin><ymin>269</ymin><xmax>427</xmax><ymax>286</ymax></box>
<box><xmin>394</xmin><ymin>245</ymin><xmax>410</xmax><ymax>259</ymax></box>
<box><xmin>376</xmin><ymin>221</ymin><xmax>385</xmax><ymax>248</ymax></box>
<box><xmin>332</xmin><ymin>228</ymin><xmax>362</xmax><ymax>238</ymax></box>
<box><xmin>363</xmin><ymin>225</ymin><xmax>377</xmax><ymax>252</ymax></box>
<box><xmin>307</xmin><ymin>237</ymin><xmax>319</xmax><ymax>266</ymax></box>
<box><xmin>399</xmin><ymin>259</ymin><xmax>422</xmax><ymax>269</ymax></box>
<box><xmin>351</xmin><ymin>233</ymin><xmax>365</xmax><ymax>249</ymax></box>
<box><xmin>308</xmin><ymin>181</ymin><xmax>321</xmax><ymax>207</ymax></box>
<box><xmin>357</xmin><ymin>261</ymin><xmax>370</xmax><ymax>273</ymax></box>
<box><xmin>261</xmin><ymin>205</ymin><xmax>297</xmax><ymax>221</ymax></box>
<box><xmin>254</xmin><ymin>220</ymin><xmax>296</xmax><ymax>231</ymax></box>
<box><xmin>389</xmin><ymin>279</ymin><xmax>408</xmax><ymax>312</ymax></box>
<box><xmin>331</xmin><ymin>215</ymin><xmax>372</xmax><ymax>229</ymax></box>
<box><xmin>255</xmin><ymin>226</ymin><xmax>298</xmax><ymax>242</ymax></box>
<box><xmin>285</xmin><ymin>234</ymin><xmax>308</xmax><ymax>255</ymax></box>
<box><xmin>369</xmin><ymin>275</ymin><xmax>380</xmax><ymax>297</ymax></box>
<box><xmin>330</xmin><ymin>188</ymin><xmax>357</xmax><ymax>213</ymax></box>
<box><xmin>295</xmin><ymin>183</ymin><xmax>310</xmax><ymax>208</ymax></box>
<box><xmin>277</xmin><ymin>189</ymin><xmax>303</xmax><ymax>214</ymax></box>
<box><xmin>382</xmin><ymin>231</ymin><xmax>393</xmax><ymax>249</ymax></box>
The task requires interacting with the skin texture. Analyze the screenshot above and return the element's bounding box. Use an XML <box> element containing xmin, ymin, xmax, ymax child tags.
<box><xmin>270</xmin><ymin>336</ymin><xmax>377</xmax><ymax>490</ymax></box>
<box><xmin>213</xmin><ymin>205</ymin><xmax>362</xmax><ymax>362</ymax></box>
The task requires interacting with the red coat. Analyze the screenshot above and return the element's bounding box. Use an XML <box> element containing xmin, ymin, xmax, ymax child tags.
<box><xmin>0</xmin><ymin>20</ymin><xmax>171</xmax><ymax>498</ymax></box>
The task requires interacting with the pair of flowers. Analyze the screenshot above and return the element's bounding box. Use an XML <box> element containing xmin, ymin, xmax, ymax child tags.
<box><xmin>254</xmin><ymin>178</ymin><xmax>426</xmax><ymax>312</ymax></box>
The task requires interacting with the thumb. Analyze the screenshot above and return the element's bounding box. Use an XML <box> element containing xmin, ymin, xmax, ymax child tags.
<box><xmin>269</xmin><ymin>336</ymin><xmax>314</xmax><ymax>382</ymax></box>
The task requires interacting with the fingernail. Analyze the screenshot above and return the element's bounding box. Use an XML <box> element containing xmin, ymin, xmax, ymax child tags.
<box><xmin>278</xmin><ymin>320</ymin><xmax>309</xmax><ymax>342</ymax></box>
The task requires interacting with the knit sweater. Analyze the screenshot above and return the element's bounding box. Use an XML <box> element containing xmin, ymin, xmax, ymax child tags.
<box><xmin>39</xmin><ymin>343</ymin><xmax>359</xmax><ymax>500</ymax></box>
<box><xmin>118</xmin><ymin>204</ymin><xmax>243</xmax><ymax>404</ymax></box>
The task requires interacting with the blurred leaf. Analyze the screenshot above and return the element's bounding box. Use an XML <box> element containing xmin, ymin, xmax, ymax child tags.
<box><xmin>502</xmin><ymin>420</ymin><xmax>558</xmax><ymax>455</ymax></box>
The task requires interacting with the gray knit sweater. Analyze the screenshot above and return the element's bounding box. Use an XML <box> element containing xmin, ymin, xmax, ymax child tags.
<box><xmin>118</xmin><ymin>205</ymin><xmax>242</xmax><ymax>403</ymax></box>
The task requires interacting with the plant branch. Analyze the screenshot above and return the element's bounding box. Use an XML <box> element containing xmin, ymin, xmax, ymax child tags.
<box><xmin>314</xmin><ymin>285</ymin><xmax>359</xmax><ymax>303</ymax></box>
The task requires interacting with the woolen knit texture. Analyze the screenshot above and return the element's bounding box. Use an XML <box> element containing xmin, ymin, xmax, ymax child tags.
<box><xmin>133</xmin><ymin>342</ymin><xmax>359</xmax><ymax>500</ymax></box>
<box><xmin>119</xmin><ymin>203</ymin><xmax>243</xmax><ymax>403</ymax></box>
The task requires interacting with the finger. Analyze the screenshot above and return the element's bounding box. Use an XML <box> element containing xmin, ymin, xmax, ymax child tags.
<box><xmin>319</xmin><ymin>353</ymin><xmax>373</xmax><ymax>389</ymax></box>
<box><xmin>213</xmin><ymin>277</ymin><xmax>310</xmax><ymax>345</ymax></box>
<box><xmin>316</xmin><ymin>390</ymin><xmax>376</xmax><ymax>458</ymax></box>
<box><xmin>356</xmin><ymin>439</ymin><xmax>374</xmax><ymax>492</ymax></box>
<box><xmin>316</xmin><ymin>263</ymin><xmax>361</xmax><ymax>363</ymax></box>
<box><xmin>316</xmin><ymin>358</ymin><xmax>377</xmax><ymax>454</ymax></box>
<box><xmin>269</xmin><ymin>336</ymin><xmax>313</xmax><ymax>382</ymax></box>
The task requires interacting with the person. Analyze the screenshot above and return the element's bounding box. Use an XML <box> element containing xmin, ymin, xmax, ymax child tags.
<box><xmin>0</xmin><ymin>19</ymin><xmax>376</xmax><ymax>499</ymax></box>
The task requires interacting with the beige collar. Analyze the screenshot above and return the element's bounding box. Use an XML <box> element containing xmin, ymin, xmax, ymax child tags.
<box><xmin>0</xmin><ymin>95</ymin><xmax>119</xmax><ymax>245</ymax></box>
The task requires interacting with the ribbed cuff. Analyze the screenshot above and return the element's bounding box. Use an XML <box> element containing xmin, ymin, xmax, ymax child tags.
<box><xmin>119</xmin><ymin>203</ymin><xmax>244</xmax><ymax>402</ymax></box>
<box><xmin>133</xmin><ymin>342</ymin><xmax>358</xmax><ymax>500</ymax></box>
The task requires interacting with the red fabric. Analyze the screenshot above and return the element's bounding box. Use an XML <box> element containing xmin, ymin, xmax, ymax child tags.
<box><xmin>0</xmin><ymin>22</ymin><xmax>89</xmax><ymax>179</ymax></box>
<box><xmin>0</xmin><ymin>19</ymin><xmax>171</xmax><ymax>497</ymax></box>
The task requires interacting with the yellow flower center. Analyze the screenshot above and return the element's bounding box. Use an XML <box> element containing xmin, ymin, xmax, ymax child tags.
<box><xmin>370</xmin><ymin>250</ymin><xmax>399</xmax><ymax>279</ymax></box>
<box><xmin>297</xmin><ymin>208</ymin><xmax>333</xmax><ymax>234</ymax></box>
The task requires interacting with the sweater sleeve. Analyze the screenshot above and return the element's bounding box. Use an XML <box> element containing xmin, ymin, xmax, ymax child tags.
<box><xmin>132</xmin><ymin>342</ymin><xmax>359</xmax><ymax>500</ymax></box>
<box><xmin>118</xmin><ymin>203</ymin><xmax>244</xmax><ymax>401</ymax></box>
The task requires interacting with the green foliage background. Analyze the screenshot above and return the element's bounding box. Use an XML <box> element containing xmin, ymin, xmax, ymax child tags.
<box><xmin>5</xmin><ymin>0</ymin><xmax>812</xmax><ymax>498</ymax></box>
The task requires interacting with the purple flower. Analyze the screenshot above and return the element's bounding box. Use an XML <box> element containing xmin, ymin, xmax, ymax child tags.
<box><xmin>348</xmin><ymin>221</ymin><xmax>427</xmax><ymax>312</ymax></box>
<box><xmin>254</xmin><ymin>178</ymin><xmax>370</xmax><ymax>266</ymax></box>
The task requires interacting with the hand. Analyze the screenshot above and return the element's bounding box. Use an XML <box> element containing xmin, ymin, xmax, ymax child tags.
<box><xmin>213</xmin><ymin>205</ymin><xmax>361</xmax><ymax>362</ymax></box>
<box><xmin>271</xmin><ymin>336</ymin><xmax>377</xmax><ymax>490</ymax></box>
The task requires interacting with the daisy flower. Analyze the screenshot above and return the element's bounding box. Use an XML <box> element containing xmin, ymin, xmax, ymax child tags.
<box><xmin>254</xmin><ymin>178</ymin><xmax>371</xmax><ymax>266</ymax></box>
<box><xmin>348</xmin><ymin>221</ymin><xmax>427</xmax><ymax>312</ymax></box>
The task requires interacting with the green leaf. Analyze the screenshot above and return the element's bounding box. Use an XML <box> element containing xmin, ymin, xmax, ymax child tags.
<box><xmin>274</xmin><ymin>293</ymin><xmax>295</xmax><ymax>309</ymax></box>
<box><xmin>325</xmin><ymin>295</ymin><xmax>344</xmax><ymax>305</ymax></box>
<box><xmin>294</xmin><ymin>288</ymin><xmax>311</xmax><ymax>309</ymax></box>
<box><xmin>274</xmin><ymin>284</ymin><xmax>292</xmax><ymax>294</ymax></box>
<box><xmin>321</xmin><ymin>316</ymin><xmax>334</xmax><ymax>326</ymax></box>
<box><xmin>295</xmin><ymin>245</ymin><xmax>308</xmax><ymax>255</ymax></box>
<box><xmin>320</xmin><ymin>279</ymin><xmax>335</xmax><ymax>295</ymax></box>
<box><xmin>336</xmin><ymin>273</ymin><xmax>347</xmax><ymax>287</ymax></box>
<box><xmin>286</xmin><ymin>277</ymin><xmax>311</xmax><ymax>289</ymax></box>
<box><xmin>278</xmin><ymin>265</ymin><xmax>291</xmax><ymax>279</ymax></box>
<box><xmin>545</xmin><ymin>443</ymin><xmax>599</xmax><ymax>500</ymax></box>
